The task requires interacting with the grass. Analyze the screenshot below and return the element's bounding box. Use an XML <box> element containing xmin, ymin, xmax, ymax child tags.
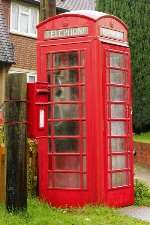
<box><xmin>0</xmin><ymin>198</ymin><xmax>149</xmax><ymax>225</ymax></box>
<box><xmin>134</xmin><ymin>132</ymin><xmax>150</xmax><ymax>143</ymax></box>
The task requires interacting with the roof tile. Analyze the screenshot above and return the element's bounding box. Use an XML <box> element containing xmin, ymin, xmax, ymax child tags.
<box><xmin>32</xmin><ymin>0</ymin><xmax>96</xmax><ymax>11</ymax></box>
<box><xmin>0</xmin><ymin>4</ymin><xmax>14</xmax><ymax>64</ymax></box>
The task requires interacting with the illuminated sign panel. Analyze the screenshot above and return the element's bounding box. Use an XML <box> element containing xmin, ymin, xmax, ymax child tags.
<box><xmin>100</xmin><ymin>27</ymin><xmax>124</xmax><ymax>40</ymax></box>
<box><xmin>44</xmin><ymin>27</ymin><xmax>88</xmax><ymax>39</ymax></box>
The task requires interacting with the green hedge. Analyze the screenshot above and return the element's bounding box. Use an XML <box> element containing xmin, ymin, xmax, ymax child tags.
<box><xmin>96</xmin><ymin>0</ymin><xmax>150</xmax><ymax>132</ymax></box>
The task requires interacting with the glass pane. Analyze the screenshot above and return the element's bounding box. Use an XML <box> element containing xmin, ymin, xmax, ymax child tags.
<box><xmin>21</xmin><ymin>5</ymin><xmax>29</xmax><ymax>13</ymax></box>
<box><xmin>111</xmin><ymin>104</ymin><xmax>125</xmax><ymax>118</ymax></box>
<box><xmin>12</xmin><ymin>3</ymin><xmax>19</xmax><ymax>30</ymax></box>
<box><xmin>110</xmin><ymin>87</ymin><xmax>127</xmax><ymax>101</ymax></box>
<box><xmin>81</xmin><ymin>86</ymin><xmax>86</xmax><ymax>101</ymax></box>
<box><xmin>47</xmin><ymin>54</ymin><xmax>52</xmax><ymax>70</ymax></box>
<box><xmin>48</xmin><ymin>123</ymin><xmax>51</xmax><ymax>135</ymax></box>
<box><xmin>82</xmin><ymin>121</ymin><xmax>86</xmax><ymax>136</ymax></box>
<box><xmin>20</xmin><ymin>14</ymin><xmax>29</xmax><ymax>33</ymax></box>
<box><xmin>48</xmin><ymin>105</ymin><xmax>52</xmax><ymax>118</ymax></box>
<box><xmin>53</xmin><ymin>173</ymin><xmax>80</xmax><ymax>188</ymax></box>
<box><xmin>54</xmin><ymin>121</ymin><xmax>80</xmax><ymax>135</ymax></box>
<box><xmin>83</xmin><ymin>156</ymin><xmax>86</xmax><ymax>172</ymax></box>
<box><xmin>80</xmin><ymin>51</ymin><xmax>85</xmax><ymax>66</ymax></box>
<box><xmin>47</xmin><ymin>71</ymin><xmax>51</xmax><ymax>83</ymax></box>
<box><xmin>54</xmin><ymin>104</ymin><xmax>79</xmax><ymax>119</ymax></box>
<box><xmin>110</xmin><ymin>69</ymin><xmax>126</xmax><ymax>84</ymax></box>
<box><xmin>83</xmin><ymin>174</ymin><xmax>87</xmax><ymax>189</ymax></box>
<box><xmin>53</xmin><ymin>51</ymin><xmax>78</xmax><ymax>67</ymax></box>
<box><xmin>48</xmin><ymin>156</ymin><xmax>52</xmax><ymax>170</ymax></box>
<box><xmin>80</xmin><ymin>69</ymin><xmax>85</xmax><ymax>83</ymax></box>
<box><xmin>54</xmin><ymin>87</ymin><xmax>79</xmax><ymax>101</ymax></box>
<box><xmin>54</xmin><ymin>155</ymin><xmax>80</xmax><ymax>170</ymax></box>
<box><xmin>54</xmin><ymin>138</ymin><xmax>79</xmax><ymax>153</ymax></box>
<box><xmin>111</xmin><ymin>155</ymin><xmax>127</xmax><ymax>169</ymax></box>
<box><xmin>48</xmin><ymin>173</ymin><xmax>53</xmax><ymax>188</ymax></box>
<box><xmin>30</xmin><ymin>8</ymin><xmax>37</xmax><ymax>34</ymax></box>
<box><xmin>83</xmin><ymin>139</ymin><xmax>86</xmax><ymax>153</ymax></box>
<box><xmin>111</xmin><ymin>172</ymin><xmax>128</xmax><ymax>187</ymax></box>
<box><xmin>48</xmin><ymin>139</ymin><xmax>52</xmax><ymax>152</ymax></box>
<box><xmin>111</xmin><ymin>121</ymin><xmax>126</xmax><ymax>135</ymax></box>
<box><xmin>54</xmin><ymin>69</ymin><xmax>79</xmax><ymax>84</ymax></box>
<box><xmin>110</xmin><ymin>52</ymin><xmax>125</xmax><ymax>68</ymax></box>
<box><xmin>111</xmin><ymin>138</ymin><xmax>126</xmax><ymax>152</ymax></box>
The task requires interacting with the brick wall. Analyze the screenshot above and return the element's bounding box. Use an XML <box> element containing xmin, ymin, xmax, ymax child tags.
<box><xmin>134</xmin><ymin>142</ymin><xmax>150</xmax><ymax>167</ymax></box>
<box><xmin>2</xmin><ymin>0</ymin><xmax>37</xmax><ymax>71</ymax></box>
<box><xmin>10</xmin><ymin>34</ymin><xmax>37</xmax><ymax>70</ymax></box>
<box><xmin>1</xmin><ymin>0</ymin><xmax>10</xmax><ymax>26</ymax></box>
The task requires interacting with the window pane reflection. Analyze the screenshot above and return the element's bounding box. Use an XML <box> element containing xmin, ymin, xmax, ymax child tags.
<box><xmin>110</xmin><ymin>52</ymin><xmax>125</xmax><ymax>68</ymax></box>
<box><xmin>110</xmin><ymin>87</ymin><xmax>127</xmax><ymax>101</ymax></box>
<box><xmin>83</xmin><ymin>174</ymin><xmax>87</xmax><ymax>189</ymax></box>
<box><xmin>54</xmin><ymin>104</ymin><xmax>79</xmax><ymax>119</ymax></box>
<box><xmin>111</xmin><ymin>104</ymin><xmax>125</xmax><ymax>118</ymax></box>
<box><xmin>54</xmin><ymin>155</ymin><xmax>80</xmax><ymax>170</ymax></box>
<box><xmin>54</xmin><ymin>87</ymin><xmax>79</xmax><ymax>101</ymax></box>
<box><xmin>111</xmin><ymin>121</ymin><xmax>126</xmax><ymax>135</ymax></box>
<box><xmin>111</xmin><ymin>155</ymin><xmax>126</xmax><ymax>170</ymax></box>
<box><xmin>53</xmin><ymin>173</ymin><xmax>80</xmax><ymax>188</ymax></box>
<box><xmin>111</xmin><ymin>172</ymin><xmax>128</xmax><ymax>187</ymax></box>
<box><xmin>80</xmin><ymin>51</ymin><xmax>85</xmax><ymax>66</ymax></box>
<box><xmin>54</xmin><ymin>121</ymin><xmax>80</xmax><ymax>135</ymax></box>
<box><xmin>54</xmin><ymin>69</ymin><xmax>79</xmax><ymax>84</ymax></box>
<box><xmin>53</xmin><ymin>51</ymin><xmax>78</xmax><ymax>67</ymax></box>
<box><xmin>110</xmin><ymin>69</ymin><xmax>126</xmax><ymax>84</ymax></box>
<box><xmin>110</xmin><ymin>138</ymin><xmax>126</xmax><ymax>152</ymax></box>
<box><xmin>54</xmin><ymin>138</ymin><xmax>79</xmax><ymax>152</ymax></box>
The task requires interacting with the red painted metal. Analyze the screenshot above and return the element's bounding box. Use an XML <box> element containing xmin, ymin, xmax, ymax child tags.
<box><xmin>27</xmin><ymin>11</ymin><xmax>134</xmax><ymax>207</ymax></box>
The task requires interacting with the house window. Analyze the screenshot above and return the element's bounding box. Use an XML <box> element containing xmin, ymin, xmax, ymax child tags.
<box><xmin>27</xmin><ymin>72</ymin><xmax>37</xmax><ymax>83</ymax></box>
<box><xmin>10</xmin><ymin>1</ymin><xmax>39</xmax><ymax>38</ymax></box>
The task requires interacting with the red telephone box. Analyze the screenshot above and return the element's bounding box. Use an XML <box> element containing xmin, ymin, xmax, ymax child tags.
<box><xmin>27</xmin><ymin>10</ymin><xmax>134</xmax><ymax>207</ymax></box>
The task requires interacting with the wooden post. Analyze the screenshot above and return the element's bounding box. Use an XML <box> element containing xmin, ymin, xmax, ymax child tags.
<box><xmin>0</xmin><ymin>145</ymin><xmax>6</xmax><ymax>202</ymax></box>
<box><xmin>5</xmin><ymin>73</ymin><xmax>27</xmax><ymax>211</ymax></box>
<box><xmin>40</xmin><ymin>0</ymin><xmax>56</xmax><ymax>21</ymax></box>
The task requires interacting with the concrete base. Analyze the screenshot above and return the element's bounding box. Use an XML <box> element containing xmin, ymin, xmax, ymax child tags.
<box><xmin>119</xmin><ymin>206</ymin><xmax>150</xmax><ymax>222</ymax></box>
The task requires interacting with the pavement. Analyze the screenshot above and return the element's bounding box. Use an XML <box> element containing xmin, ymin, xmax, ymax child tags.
<box><xmin>119</xmin><ymin>206</ymin><xmax>150</xmax><ymax>223</ymax></box>
<box><xmin>118</xmin><ymin>163</ymin><xmax>150</xmax><ymax>223</ymax></box>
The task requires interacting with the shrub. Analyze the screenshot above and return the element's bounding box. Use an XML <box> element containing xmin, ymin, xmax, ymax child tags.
<box><xmin>134</xmin><ymin>179</ymin><xmax>150</xmax><ymax>206</ymax></box>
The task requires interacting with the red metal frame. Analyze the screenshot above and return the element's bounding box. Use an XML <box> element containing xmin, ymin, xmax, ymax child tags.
<box><xmin>101</xmin><ymin>44</ymin><xmax>134</xmax><ymax>206</ymax></box>
<box><xmin>27</xmin><ymin>11</ymin><xmax>134</xmax><ymax>207</ymax></box>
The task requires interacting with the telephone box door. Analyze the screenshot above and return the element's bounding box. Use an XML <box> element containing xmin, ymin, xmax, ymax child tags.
<box><xmin>38</xmin><ymin>43</ymin><xmax>94</xmax><ymax>206</ymax></box>
<box><xmin>102</xmin><ymin>43</ymin><xmax>134</xmax><ymax>206</ymax></box>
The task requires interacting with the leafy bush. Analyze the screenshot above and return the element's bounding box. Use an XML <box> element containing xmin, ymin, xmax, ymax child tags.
<box><xmin>134</xmin><ymin>179</ymin><xmax>150</xmax><ymax>206</ymax></box>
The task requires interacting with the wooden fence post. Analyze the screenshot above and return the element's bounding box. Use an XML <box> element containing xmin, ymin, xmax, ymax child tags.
<box><xmin>40</xmin><ymin>0</ymin><xmax>56</xmax><ymax>21</ymax></box>
<box><xmin>5</xmin><ymin>73</ymin><xmax>27</xmax><ymax>211</ymax></box>
<box><xmin>0</xmin><ymin>145</ymin><xmax>6</xmax><ymax>202</ymax></box>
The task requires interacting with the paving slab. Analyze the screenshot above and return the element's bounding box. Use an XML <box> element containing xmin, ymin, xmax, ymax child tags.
<box><xmin>119</xmin><ymin>206</ymin><xmax>150</xmax><ymax>223</ymax></box>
